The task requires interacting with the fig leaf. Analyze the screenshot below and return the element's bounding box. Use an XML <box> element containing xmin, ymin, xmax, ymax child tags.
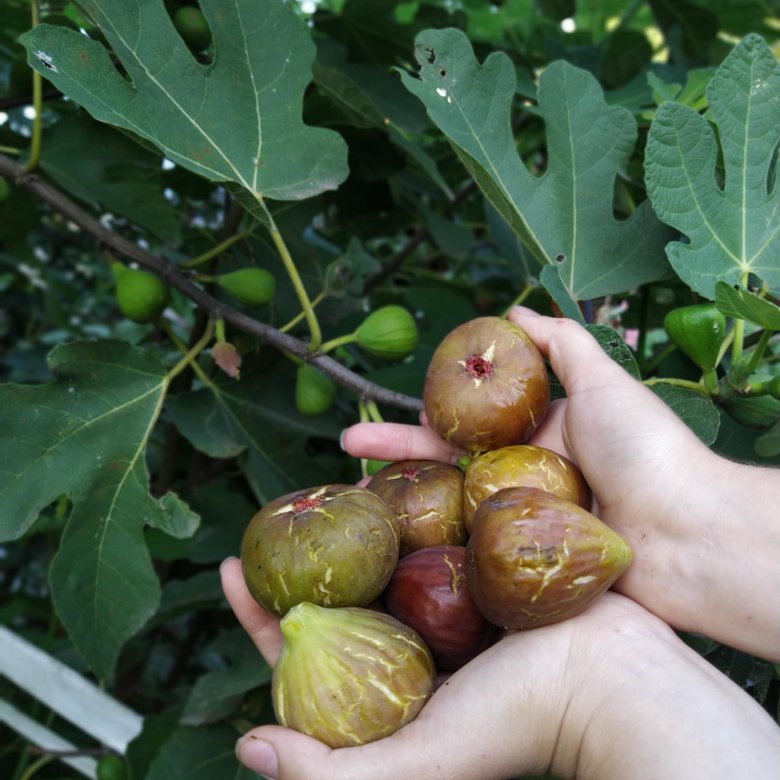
<box><xmin>400</xmin><ymin>28</ymin><xmax>672</xmax><ymax>299</ymax></box>
<box><xmin>20</xmin><ymin>0</ymin><xmax>348</xmax><ymax>201</ymax></box>
<box><xmin>0</xmin><ymin>340</ymin><xmax>199</xmax><ymax>679</ymax></box>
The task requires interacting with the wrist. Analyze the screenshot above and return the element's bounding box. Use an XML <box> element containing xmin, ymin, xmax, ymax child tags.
<box><xmin>557</xmin><ymin>595</ymin><xmax>780</xmax><ymax>779</ymax></box>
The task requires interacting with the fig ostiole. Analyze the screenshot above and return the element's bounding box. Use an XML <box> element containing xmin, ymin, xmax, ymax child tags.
<box><xmin>466</xmin><ymin>486</ymin><xmax>632</xmax><ymax>629</ymax></box>
<box><xmin>241</xmin><ymin>484</ymin><xmax>400</xmax><ymax>616</ymax></box>
<box><xmin>368</xmin><ymin>460</ymin><xmax>467</xmax><ymax>556</ymax></box>
<box><xmin>423</xmin><ymin>317</ymin><xmax>550</xmax><ymax>454</ymax></box>
<box><xmin>272</xmin><ymin>602</ymin><xmax>436</xmax><ymax>747</ymax></box>
<box><xmin>463</xmin><ymin>444</ymin><xmax>590</xmax><ymax>532</ymax></box>
<box><xmin>383</xmin><ymin>545</ymin><xmax>496</xmax><ymax>671</ymax></box>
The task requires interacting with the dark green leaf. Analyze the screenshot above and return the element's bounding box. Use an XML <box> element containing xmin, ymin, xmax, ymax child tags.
<box><xmin>20</xmin><ymin>0</ymin><xmax>348</xmax><ymax>201</ymax></box>
<box><xmin>649</xmin><ymin>383</ymin><xmax>721</xmax><ymax>443</ymax></box>
<box><xmin>400</xmin><ymin>28</ymin><xmax>672</xmax><ymax>299</ymax></box>
<box><xmin>646</xmin><ymin>35</ymin><xmax>780</xmax><ymax>299</ymax></box>
<box><xmin>0</xmin><ymin>340</ymin><xmax>198</xmax><ymax>678</ymax></box>
<box><xmin>586</xmin><ymin>324</ymin><xmax>641</xmax><ymax>378</ymax></box>
<box><xmin>715</xmin><ymin>281</ymin><xmax>780</xmax><ymax>330</ymax></box>
<box><xmin>755</xmin><ymin>420</ymin><xmax>780</xmax><ymax>457</ymax></box>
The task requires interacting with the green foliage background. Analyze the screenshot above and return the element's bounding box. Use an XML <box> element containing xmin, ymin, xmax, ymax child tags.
<box><xmin>1</xmin><ymin>0</ymin><xmax>779</xmax><ymax>777</ymax></box>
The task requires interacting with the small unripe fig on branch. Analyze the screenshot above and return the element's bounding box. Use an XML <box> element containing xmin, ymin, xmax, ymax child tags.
<box><xmin>112</xmin><ymin>263</ymin><xmax>170</xmax><ymax>324</ymax></box>
<box><xmin>356</xmin><ymin>304</ymin><xmax>419</xmax><ymax>359</ymax></box>
<box><xmin>295</xmin><ymin>363</ymin><xmax>336</xmax><ymax>416</ymax></box>
<box><xmin>215</xmin><ymin>267</ymin><xmax>276</xmax><ymax>306</ymax></box>
<box><xmin>423</xmin><ymin>317</ymin><xmax>550</xmax><ymax>454</ymax></box>
<box><xmin>272</xmin><ymin>602</ymin><xmax>435</xmax><ymax>747</ymax></box>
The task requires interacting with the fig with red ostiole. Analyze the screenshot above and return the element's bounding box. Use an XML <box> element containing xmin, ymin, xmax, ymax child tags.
<box><xmin>423</xmin><ymin>317</ymin><xmax>550</xmax><ymax>454</ymax></box>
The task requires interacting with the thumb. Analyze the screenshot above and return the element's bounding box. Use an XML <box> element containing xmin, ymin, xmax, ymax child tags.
<box><xmin>509</xmin><ymin>308</ymin><xmax>628</xmax><ymax>395</ymax></box>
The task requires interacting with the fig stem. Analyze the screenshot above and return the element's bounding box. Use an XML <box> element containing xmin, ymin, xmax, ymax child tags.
<box><xmin>319</xmin><ymin>332</ymin><xmax>358</xmax><ymax>354</ymax></box>
<box><xmin>215</xmin><ymin>318</ymin><xmax>227</xmax><ymax>344</ymax></box>
<box><xmin>164</xmin><ymin>319</ymin><xmax>216</xmax><ymax>385</ymax></box>
<box><xmin>159</xmin><ymin>320</ymin><xmax>213</xmax><ymax>388</ymax></box>
<box><xmin>365</xmin><ymin>399</ymin><xmax>384</xmax><ymax>423</ymax></box>
<box><xmin>256</xmin><ymin>195</ymin><xmax>323</xmax><ymax>352</ymax></box>
<box><xmin>502</xmin><ymin>281</ymin><xmax>537</xmax><ymax>317</ymax></box>
<box><xmin>279</xmin><ymin>290</ymin><xmax>329</xmax><ymax>334</ymax></box>
<box><xmin>22</xmin><ymin>0</ymin><xmax>43</xmax><ymax>175</ymax></box>
<box><xmin>180</xmin><ymin>228</ymin><xmax>255</xmax><ymax>269</ymax></box>
<box><xmin>643</xmin><ymin>376</ymin><xmax>710</xmax><ymax>395</ymax></box>
<box><xmin>730</xmin><ymin>272</ymin><xmax>750</xmax><ymax>363</ymax></box>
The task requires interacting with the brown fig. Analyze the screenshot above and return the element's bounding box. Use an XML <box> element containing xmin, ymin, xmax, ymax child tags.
<box><xmin>241</xmin><ymin>485</ymin><xmax>399</xmax><ymax>616</ymax></box>
<box><xmin>384</xmin><ymin>545</ymin><xmax>496</xmax><ymax>671</ymax></box>
<box><xmin>368</xmin><ymin>460</ymin><xmax>467</xmax><ymax>556</ymax></box>
<box><xmin>423</xmin><ymin>317</ymin><xmax>550</xmax><ymax>454</ymax></box>
<box><xmin>272</xmin><ymin>602</ymin><xmax>435</xmax><ymax>747</ymax></box>
<box><xmin>463</xmin><ymin>444</ymin><xmax>590</xmax><ymax>532</ymax></box>
<box><xmin>466</xmin><ymin>487</ymin><xmax>632</xmax><ymax>629</ymax></box>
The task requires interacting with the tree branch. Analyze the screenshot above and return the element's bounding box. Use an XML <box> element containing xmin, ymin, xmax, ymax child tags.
<box><xmin>0</xmin><ymin>154</ymin><xmax>424</xmax><ymax>413</ymax></box>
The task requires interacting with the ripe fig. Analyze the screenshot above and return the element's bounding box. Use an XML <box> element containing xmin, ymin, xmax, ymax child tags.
<box><xmin>241</xmin><ymin>485</ymin><xmax>400</xmax><ymax>616</ymax></box>
<box><xmin>273</xmin><ymin>602</ymin><xmax>435</xmax><ymax>747</ymax></box>
<box><xmin>466</xmin><ymin>487</ymin><xmax>632</xmax><ymax>629</ymax></box>
<box><xmin>463</xmin><ymin>445</ymin><xmax>590</xmax><ymax>532</ymax></box>
<box><xmin>384</xmin><ymin>545</ymin><xmax>496</xmax><ymax>671</ymax></box>
<box><xmin>356</xmin><ymin>305</ymin><xmax>419</xmax><ymax>360</ymax></box>
<box><xmin>368</xmin><ymin>460</ymin><xmax>467</xmax><ymax>556</ymax></box>
<box><xmin>423</xmin><ymin>317</ymin><xmax>550</xmax><ymax>454</ymax></box>
<box><xmin>112</xmin><ymin>263</ymin><xmax>170</xmax><ymax>324</ymax></box>
<box><xmin>216</xmin><ymin>268</ymin><xmax>276</xmax><ymax>306</ymax></box>
<box><xmin>295</xmin><ymin>363</ymin><xmax>336</xmax><ymax>416</ymax></box>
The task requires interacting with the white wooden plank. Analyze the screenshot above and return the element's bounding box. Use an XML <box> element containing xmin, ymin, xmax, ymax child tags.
<box><xmin>0</xmin><ymin>627</ymin><xmax>143</xmax><ymax>751</ymax></box>
<box><xmin>0</xmin><ymin>699</ymin><xmax>98</xmax><ymax>778</ymax></box>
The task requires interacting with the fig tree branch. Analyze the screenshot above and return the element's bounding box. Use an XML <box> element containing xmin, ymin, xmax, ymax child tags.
<box><xmin>0</xmin><ymin>154</ymin><xmax>424</xmax><ymax>413</ymax></box>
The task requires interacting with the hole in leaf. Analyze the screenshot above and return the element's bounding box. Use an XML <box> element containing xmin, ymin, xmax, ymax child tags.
<box><xmin>439</xmin><ymin>67</ymin><xmax>447</xmax><ymax>77</ymax></box>
<box><xmin>423</xmin><ymin>47</ymin><xmax>436</xmax><ymax>64</ymax></box>
<box><xmin>554</xmin><ymin>253</ymin><xmax>566</xmax><ymax>263</ymax></box>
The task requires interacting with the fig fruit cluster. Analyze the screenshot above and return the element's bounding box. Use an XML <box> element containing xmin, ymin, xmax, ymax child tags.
<box><xmin>240</xmin><ymin>315</ymin><xmax>633</xmax><ymax>748</ymax></box>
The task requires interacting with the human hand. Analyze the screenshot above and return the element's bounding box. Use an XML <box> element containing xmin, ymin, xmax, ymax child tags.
<box><xmin>221</xmin><ymin>557</ymin><xmax>780</xmax><ymax>780</ymax></box>
<box><xmin>342</xmin><ymin>309</ymin><xmax>780</xmax><ymax>659</ymax></box>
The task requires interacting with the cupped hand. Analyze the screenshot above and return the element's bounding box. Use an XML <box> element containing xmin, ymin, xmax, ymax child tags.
<box><xmin>221</xmin><ymin>557</ymin><xmax>780</xmax><ymax>780</ymax></box>
<box><xmin>341</xmin><ymin>310</ymin><xmax>727</xmax><ymax>640</ymax></box>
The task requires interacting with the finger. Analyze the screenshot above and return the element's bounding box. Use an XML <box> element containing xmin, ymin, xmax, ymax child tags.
<box><xmin>509</xmin><ymin>308</ymin><xmax>626</xmax><ymax>395</ymax></box>
<box><xmin>220</xmin><ymin>557</ymin><xmax>284</xmax><ymax>666</ymax></box>
<box><xmin>525</xmin><ymin>398</ymin><xmax>567</xmax><ymax>455</ymax></box>
<box><xmin>341</xmin><ymin>422</ymin><xmax>463</xmax><ymax>465</ymax></box>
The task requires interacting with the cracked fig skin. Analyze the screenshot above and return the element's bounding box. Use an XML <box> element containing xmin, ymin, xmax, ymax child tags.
<box><xmin>368</xmin><ymin>460</ymin><xmax>467</xmax><ymax>556</ymax></box>
<box><xmin>463</xmin><ymin>444</ymin><xmax>591</xmax><ymax>533</ymax></box>
<box><xmin>423</xmin><ymin>317</ymin><xmax>550</xmax><ymax>454</ymax></box>
<box><xmin>466</xmin><ymin>487</ymin><xmax>632</xmax><ymax>629</ymax></box>
<box><xmin>273</xmin><ymin>602</ymin><xmax>436</xmax><ymax>747</ymax></box>
<box><xmin>241</xmin><ymin>484</ymin><xmax>400</xmax><ymax>616</ymax></box>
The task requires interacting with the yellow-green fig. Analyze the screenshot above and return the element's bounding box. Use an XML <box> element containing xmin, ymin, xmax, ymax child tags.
<box><xmin>112</xmin><ymin>264</ymin><xmax>170</xmax><ymax>324</ymax></box>
<box><xmin>241</xmin><ymin>485</ymin><xmax>400</xmax><ymax>616</ymax></box>
<box><xmin>272</xmin><ymin>602</ymin><xmax>435</xmax><ymax>747</ymax></box>
<box><xmin>295</xmin><ymin>364</ymin><xmax>336</xmax><ymax>416</ymax></box>
<box><xmin>216</xmin><ymin>268</ymin><xmax>276</xmax><ymax>306</ymax></box>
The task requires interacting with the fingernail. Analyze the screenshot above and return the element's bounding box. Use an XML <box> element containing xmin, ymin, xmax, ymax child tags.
<box><xmin>219</xmin><ymin>556</ymin><xmax>238</xmax><ymax>573</ymax></box>
<box><xmin>237</xmin><ymin>737</ymin><xmax>278</xmax><ymax>779</ymax></box>
<box><xmin>339</xmin><ymin>429</ymin><xmax>348</xmax><ymax>451</ymax></box>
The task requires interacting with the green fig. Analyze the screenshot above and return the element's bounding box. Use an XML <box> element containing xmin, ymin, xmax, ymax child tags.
<box><xmin>216</xmin><ymin>268</ymin><xmax>276</xmax><ymax>306</ymax></box>
<box><xmin>273</xmin><ymin>602</ymin><xmax>435</xmax><ymax>747</ymax></box>
<box><xmin>466</xmin><ymin>486</ymin><xmax>632</xmax><ymax>629</ymax></box>
<box><xmin>241</xmin><ymin>484</ymin><xmax>400</xmax><ymax>616</ymax></box>
<box><xmin>664</xmin><ymin>303</ymin><xmax>726</xmax><ymax>371</ymax></box>
<box><xmin>356</xmin><ymin>305</ymin><xmax>419</xmax><ymax>360</ymax></box>
<box><xmin>295</xmin><ymin>364</ymin><xmax>336</xmax><ymax>416</ymax></box>
<box><xmin>173</xmin><ymin>6</ymin><xmax>212</xmax><ymax>51</ymax></box>
<box><xmin>112</xmin><ymin>264</ymin><xmax>170</xmax><ymax>324</ymax></box>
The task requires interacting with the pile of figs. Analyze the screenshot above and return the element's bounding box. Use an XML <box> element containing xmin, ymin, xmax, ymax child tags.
<box><xmin>240</xmin><ymin>316</ymin><xmax>633</xmax><ymax>748</ymax></box>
